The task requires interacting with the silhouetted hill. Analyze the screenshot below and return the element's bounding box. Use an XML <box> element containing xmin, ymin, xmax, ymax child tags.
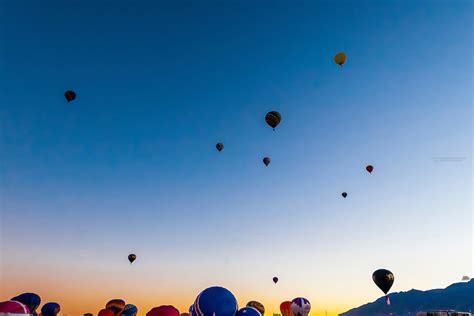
<box><xmin>340</xmin><ymin>279</ymin><xmax>474</xmax><ymax>316</ymax></box>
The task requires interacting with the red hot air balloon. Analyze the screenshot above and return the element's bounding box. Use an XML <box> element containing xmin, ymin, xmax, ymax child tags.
<box><xmin>147</xmin><ymin>306</ymin><xmax>180</xmax><ymax>316</ymax></box>
<box><xmin>366</xmin><ymin>165</ymin><xmax>374</xmax><ymax>173</ymax></box>
<box><xmin>279</xmin><ymin>302</ymin><xmax>293</xmax><ymax>316</ymax></box>
<box><xmin>99</xmin><ymin>309</ymin><xmax>115</xmax><ymax>316</ymax></box>
<box><xmin>0</xmin><ymin>301</ymin><xmax>30</xmax><ymax>314</ymax></box>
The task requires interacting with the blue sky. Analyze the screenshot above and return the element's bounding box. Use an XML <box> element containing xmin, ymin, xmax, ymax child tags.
<box><xmin>0</xmin><ymin>1</ymin><xmax>472</xmax><ymax>315</ymax></box>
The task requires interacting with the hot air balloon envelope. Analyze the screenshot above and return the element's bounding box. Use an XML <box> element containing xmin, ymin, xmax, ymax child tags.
<box><xmin>64</xmin><ymin>90</ymin><xmax>76</xmax><ymax>102</ymax></box>
<box><xmin>0</xmin><ymin>301</ymin><xmax>30</xmax><ymax>314</ymax></box>
<box><xmin>265</xmin><ymin>111</ymin><xmax>281</xmax><ymax>130</ymax></box>
<box><xmin>246</xmin><ymin>302</ymin><xmax>264</xmax><ymax>315</ymax></box>
<box><xmin>106</xmin><ymin>299</ymin><xmax>126</xmax><ymax>316</ymax></box>
<box><xmin>147</xmin><ymin>306</ymin><xmax>180</xmax><ymax>316</ymax></box>
<box><xmin>372</xmin><ymin>269</ymin><xmax>394</xmax><ymax>294</ymax></box>
<box><xmin>366</xmin><ymin>165</ymin><xmax>374</xmax><ymax>173</ymax></box>
<box><xmin>279</xmin><ymin>302</ymin><xmax>293</xmax><ymax>316</ymax></box>
<box><xmin>334</xmin><ymin>52</ymin><xmax>347</xmax><ymax>66</ymax></box>
<box><xmin>237</xmin><ymin>307</ymin><xmax>261</xmax><ymax>316</ymax></box>
<box><xmin>11</xmin><ymin>293</ymin><xmax>41</xmax><ymax>313</ymax></box>
<box><xmin>123</xmin><ymin>304</ymin><xmax>138</xmax><ymax>316</ymax></box>
<box><xmin>290</xmin><ymin>298</ymin><xmax>311</xmax><ymax>316</ymax></box>
<box><xmin>194</xmin><ymin>286</ymin><xmax>238</xmax><ymax>316</ymax></box>
<box><xmin>128</xmin><ymin>254</ymin><xmax>137</xmax><ymax>264</ymax></box>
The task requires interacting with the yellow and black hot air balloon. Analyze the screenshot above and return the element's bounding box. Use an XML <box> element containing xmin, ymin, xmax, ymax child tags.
<box><xmin>334</xmin><ymin>52</ymin><xmax>347</xmax><ymax>66</ymax></box>
<box><xmin>265</xmin><ymin>111</ymin><xmax>281</xmax><ymax>130</ymax></box>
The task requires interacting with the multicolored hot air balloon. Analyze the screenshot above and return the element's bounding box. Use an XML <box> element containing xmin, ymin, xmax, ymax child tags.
<box><xmin>99</xmin><ymin>309</ymin><xmax>115</xmax><ymax>316</ymax></box>
<box><xmin>265</xmin><ymin>111</ymin><xmax>281</xmax><ymax>130</ymax></box>
<box><xmin>41</xmin><ymin>303</ymin><xmax>60</xmax><ymax>316</ymax></box>
<box><xmin>272</xmin><ymin>277</ymin><xmax>279</xmax><ymax>284</ymax></box>
<box><xmin>263</xmin><ymin>157</ymin><xmax>271</xmax><ymax>167</ymax></box>
<box><xmin>216</xmin><ymin>143</ymin><xmax>224</xmax><ymax>152</ymax></box>
<box><xmin>334</xmin><ymin>52</ymin><xmax>347</xmax><ymax>66</ymax></box>
<box><xmin>106</xmin><ymin>299</ymin><xmax>126</xmax><ymax>316</ymax></box>
<box><xmin>12</xmin><ymin>293</ymin><xmax>41</xmax><ymax>314</ymax></box>
<box><xmin>0</xmin><ymin>301</ymin><xmax>30</xmax><ymax>314</ymax></box>
<box><xmin>290</xmin><ymin>298</ymin><xmax>311</xmax><ymax>316</ymax></box>
<box><xmin>128</xmin><ymin>254</ymin><xmax>137</xmax><ymax>264</ymax></box>
<box><xmin>64</xmin><ymin>90</ymin><xmax>76</xmax><ymax>102</ymax></box>
<box><xmin>372</xmin><ymin>269</ymin><xmax>395</xmax><ymax>305</ymax></box>
<box><xmin>194</xmin><ymin>286</ymin><xmax>238</xmax><ymax>316</ymax></box>
<box><xmin>123</xmin><ymin>304</ymin><xmax>138</xmax><ymax>316</ymax></box>
<box><xmin>341</xmin><ymin>192</ymin><xmax>347</xmax><ymax>198</ymax></box>
<box><xmin>366</xmin><ymin>165</ymin><xmax>374</xmax><ymax>173</ymax></box>
<box><xmin>279</xmin><ymin>302</ymin><xmax>292</xmax><ymax>316</ymax></box>
<box><xmin>236</xmin><ymin>307</ymin><xmax>261</xmax><ymax>316</ymax></box>
<box><xmin>246</xmin><ymin>301</ymin><xmax>264</xmax><ymax>315</ymax></box>
<box><xmin>147</xmin><ymin>306</ymin><xmax>180</xmax><ymax>316</ymax></box>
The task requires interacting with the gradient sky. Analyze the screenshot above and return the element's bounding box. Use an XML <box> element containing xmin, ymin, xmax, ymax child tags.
<box><xmin>0</xmin><ymin>1</ymin><xmax>472</xmax><ymax>315</ymax></box>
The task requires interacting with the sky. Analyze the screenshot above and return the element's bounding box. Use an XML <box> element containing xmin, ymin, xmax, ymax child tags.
<box><xmin>0</xmin><ymin>1</ymin><xmax>472</xmax><ymax>315</ymax></box>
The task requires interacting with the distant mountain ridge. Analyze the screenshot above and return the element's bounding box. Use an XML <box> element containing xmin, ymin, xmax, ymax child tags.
<box><xmin>340</xmin><ymin>279</ymin><xmax>474</xmax><ymax>316</ymax></box>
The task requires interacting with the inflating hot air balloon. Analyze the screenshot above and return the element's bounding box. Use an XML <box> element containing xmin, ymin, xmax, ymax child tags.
<box><xmin>366</xmin><ymin>165</ymin><xmax>374</xmax><ymax>173</ymax></box>
<box><xmin>272</xmin><ymin>277</ymin><xmax>278</xmax><ymax>284</ymax></box>
<box><xmin>290</xmin><ymin>298</ymin><xmax>311</xmax><ymax>316</ymax></box>
<box><xmin>216</xmin><ymin>143</ymin><xmax>224</xmax><ymax>152</ymax></box>
<box><xmin>246</xmin><ymin>301</ymin><xmax>264</xmax><ymax>315</ymax></box>
<box><xmin>64</xmin><ymin>90</ymin><xmax>76</xmax><ymax>102</ymax></box>
<box><xmin>0</xmin><ymin>301</ymin><xmax>30</xmax><ymax>314</ymax></box>
<box><xmin>106</xmin><ymin>299</ymin><xmax>126</xmax><ymax>316</ymax></box>
<box><xmin>263</xmin><ymin>157</ymin><xmax>271</xmax><ymax>167</ymax></box>
<box><xmin>237</xmin><ymin>307</ymin><xmax>261</xmax><ymax>316</ymax></box>
<box><xmin>12</xmin><ymin>293</ymin><xmax>41</xmax><ymax>314</ymax></box>
<box><xmin>334</xmin><ymin>52</ymin><xmax>347</xmax><ymax>66</ymax></box>
<box><xmin>279</xmin><ymin>302</ymin><xmax>293</xmax><ymax>316</ymax></box>
<box><xmin>123</xmin><ymin>304</ymin><xmax>138</xmax><ymax>316</ymax></box>
<box><xmin>194</xmin><ymin>286</ymin><xmax>238</xmax><ymax>316</ymax></box>
<box><xmin>147</xmin><ymin>306</ymin><xmax>180</xmax><ymax>316</ymax></box>
<box><xmin>128</xmin><ymin>254</ymin><xmax>137</xmax><ymax>264</ymax></box>
<box><xmin>41</xmin><ymin>303</ymin><xmax>60</xmax><ymax>316</ymax></box>
<box><xmin>265</xmin><ymin>111</ymin><xmax>281</xmax><ymax>130</ymax></box>
<box><xmin>341</xmin><ymin>192</ymin><xmax>347</xmax><ymax>198</ymax></box>
<box><xmin>372</xmin><ymin>269</ymin><xmax>395</xmax><ymax>305</ymax></box>
<box><xmin>99</xmin><ymin>309</ymin><xmax>115</xmax><ymax>316</ymax></box>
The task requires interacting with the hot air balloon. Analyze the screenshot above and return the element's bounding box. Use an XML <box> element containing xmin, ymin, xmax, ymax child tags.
<box><xmin>99</xmin><ymin>309</ymin><xmax>115</xmax><ymax>316</ymax></box>
<box><xmin>12</xmin><ymin>293</ymin><xmax>41</xmax><ymax>314</ymax></box>
<box><xmin>372</xmin><ymin>269</ymin><xmax>395</xmax><ymax>305</ymax></box>
<box><xmin>290</xmin><ymin>298</ymin><xmax>311</xmax><ymax>316</ymax></box>
<box><xmin>462</xmin><ymin>276</ymin><xmax>471</xmax><ymax>281</ymax></box>
<box><xmin>272</xmin><ymin>277</ymin><xmax>278</xmax><ymax>284</ymax></box>
<box><xmin>194</xmin><ymin>286</ymin><xmax>238</xmax><ymax>316</ymax></box>
<box><xmin>123</xmin><ymin>305</ymin><xmax>138</xmax><ymax>316</ymax></box>
<box><xmin>0</xmin><ymin>301</ymin><xmax>30</xmax><ymax>314</ymax></box>
<box><xmin>279</xmin><ymin>302</ymin><xmax>293</xmax><ymax>316</ymax></box>
<box><xmin>41</xmin><ymin>303</ymin><xmax>60</xmax><ymax>316</ymax></box>
<box><xmin>265</xmin><ymin>111</ymin><xmax>281</xmax><ymax>130</ymax></box>
<box><xmin>128</xmin><ymin>254</ymin><xmax>137</xmax><ymax>264</ymax></box>
<box><xmin>263</xmin><ymin>157</ymin><xmax>271</xmax><ymax>167</ymax></box>
<box><xmin>366</xmin><ymin>165</ymin><xmax>374</xmax><ymax>173</ymax></box>
<box><xmin>147</xmin><ymin>306</ymin><xmax>180</xmax><ymax>316</ymax></box>
<box><xmin>334</xmin><ymin>52</ymin><xmax>347</xmax><ymax>66</ymax></box>
<box><xmin>106</xmin><ymin>299</ymin><xmax>126</xmax><ymax>316</ymax></box>
<box><xmin>237</xmin><ymin>307</ymin><xmax>261</xmax><ymax>316</ymax></box>
<box><xmin>189</xmin><ymin>305</ymin><xmax>196</xmax><ymax>316</ymax></box>
<box><xmin>216</xmin><ymin>143</ymin><xmax>224</xmax><ymax>152</ymax></box>
<box><xmin>64</xmin><ymin>90</ymin><xmax>76</xmax><ymax>102</ymax></box>
<box><xmin>341</xmin><ymin>192</ymin><xmax>347</xmax><ymax>198</ymax></box>
<box><xmin>246</xmin><ymin>301</ymin><xmax>264</xmax><ymax>315</ymax></box>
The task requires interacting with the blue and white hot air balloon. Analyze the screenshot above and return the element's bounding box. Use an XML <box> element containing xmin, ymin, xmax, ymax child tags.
<box><xmin>194</xmin><ymin>286</ymin><xmax>238</xmax><ymax>316</ymax></box>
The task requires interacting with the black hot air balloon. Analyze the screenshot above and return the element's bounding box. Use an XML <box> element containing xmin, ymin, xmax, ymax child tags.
<box><xmin>366</xmin><ymin>165</ymin><xmax>374</xmax><ymax>173</ymax></box>
<box><xmin>272</xmin><ymin>277</ymin><xmax>278</xmax><ymax>284</ymax></box>
<box><xmin>372</xmin><ymin>269</ymin><xmax>394</xmax><ymax>305</ymax></box>
<box><xmin>265</xmin><ymin>111</ymin><xmax>281</xmax><ymax>130</ymax></box>
<box><xmin>64</xmin><ymin>90</ymin><xmax>76</xmax><ymax>102</ymax></box>
<box><xmin>128</xmin><ymin>254</ymin><xmax>137</xmax><ymax>264</ymax></box>
<box><xmin>341</xmin><ymin>192</ymin><xmax>347</xmax><ymax>198</ymax></box>
<box><xmin>263</xmin><ymin>157</ymin><xmax>271</xmax><ymax>166</ymax></box>
<box><xmin>216</xmin><ymin>143</ymin><xmax>224</xmax><ymax>152</ymax></box>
